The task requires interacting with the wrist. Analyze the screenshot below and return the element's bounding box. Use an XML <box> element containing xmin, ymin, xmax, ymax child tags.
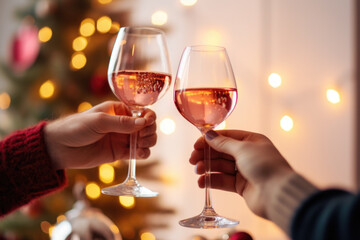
<box><xmin>44</xmin><ymin>121</ymin><xmax>63</xmax><ymax>170</ymax></box>
<box><xmin>266</xmin><ymin>171</ymin><xmax>318</xmax><ymax>234</ymax></box>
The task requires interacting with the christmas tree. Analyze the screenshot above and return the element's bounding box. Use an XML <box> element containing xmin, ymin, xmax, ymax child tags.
<box><xmin>0</xmin><ymin>0</ymin><xmax>174</xmax><ymax>239</ymax></box>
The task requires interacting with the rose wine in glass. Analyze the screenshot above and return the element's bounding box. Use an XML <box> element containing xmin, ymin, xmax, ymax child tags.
<box><xmin>174</xmin><ymin>45</ymin><xmax>239</xmax><ymax>228</ymax></box>
<box><xmin>102</xmin><ymin>27</ymin><xmax>171</xmax><ymax>197</ymax></box>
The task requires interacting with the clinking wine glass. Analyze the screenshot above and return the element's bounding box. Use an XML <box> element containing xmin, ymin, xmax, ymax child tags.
<box><xmin>102</xmin><ymin>27</ymin><xmax>171</xmax><ymax>197</ymax></box>
<box><xmin>174</xmin><ymin>45</ymin><xmax>239</xmax><ymax>228</ymax></box>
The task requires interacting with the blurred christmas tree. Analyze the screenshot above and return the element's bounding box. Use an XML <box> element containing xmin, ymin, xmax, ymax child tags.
<box><xmin>0</xmin><ymin>0</ymin><xmax>174</xmax><ymax>239</ymax></box>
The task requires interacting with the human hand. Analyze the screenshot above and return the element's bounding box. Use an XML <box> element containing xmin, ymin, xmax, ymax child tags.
<box><xmin>189</xmin><ymin>130</ymin><xmax>294</xmax><ymax>218</ymax></box>
<box><xmin>45</xmin><ymin>101</ymin><xmax>157</xmax><ymax>170</ymax></box>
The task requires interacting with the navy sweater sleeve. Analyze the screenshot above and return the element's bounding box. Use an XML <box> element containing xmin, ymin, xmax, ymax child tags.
<box><xmin>291</xmin><ymin>189</ymin><xmax>360</xmax><ymax>240</ymax></box>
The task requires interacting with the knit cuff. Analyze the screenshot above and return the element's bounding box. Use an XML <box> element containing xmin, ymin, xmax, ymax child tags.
<box><xmin>267</xmin><ymin>172</ymin><xmax>318</xmax><ymax>234</ymax></box>
<box><xmin>0</xmin><ymin>121</ymin><xmax>66</xmax><ymax>215</ymax></box>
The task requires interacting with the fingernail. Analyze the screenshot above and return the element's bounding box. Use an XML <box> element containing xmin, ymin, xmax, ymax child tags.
<box><xmin>205</xmin><ymin>130</ymin><xmax>219</xmax><ymax>140</ymax></box>
<box><xmin>135</xmin><ymin>118</ymin><xmax>146</xmax><ymax>126</ymax></box>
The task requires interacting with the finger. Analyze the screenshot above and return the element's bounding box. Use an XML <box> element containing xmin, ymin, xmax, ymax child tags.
<box><xmin>86</xmin><ymin>101</ymin><xmax>129</xmax><ymax>115</ymax></box>
<box><xmin>138</xmin><ymin>134</ymin><xmax>157</xmax><ymax>148</ymax></box>
<box><xmin>189</xmin><ymin>149</ymin><xmax>203</xmax><ymax>165</ymax></box>
<box><xmin>142</xmin><ymin>108</ymin><xmax>156</xmax><ymax>126</ymax></box>
<box><xmin>204</xmin><ymin>130</ymin><xmax>246</xmax><ymax>158</ymax></box>
<box><xmin>88</xmin><ymin>113</ymin><xmax>147</xmax><ymax>134</ymax></box>
<box><xmin>190</xmin><ymin>144</ymin><xmax>235</xmax><ymax>163</ymax></box>
<box><xmin>138</xmin><ymin>123</ymin><xmax>156</xmax><ymax>137</ymax></box>
<box><xmin>198</xmin><ymin>173</ymin><xmax>237</xmax><ymax>193</ymax></box>
<box><xmin>195</xmin><ymin>159</ymin><xmax>236</xmax><ymax>175</ymax></box>
<box><xmin>137</xmin><ymin>148</ymin><xmax>150</xmax><ymax>159</ymax></box>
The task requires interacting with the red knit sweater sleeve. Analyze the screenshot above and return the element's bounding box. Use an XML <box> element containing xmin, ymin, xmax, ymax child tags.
<box><xmin>0</xmin><ymin>121</ymin><xmax>66</xmax><ymax>216</ymax></box>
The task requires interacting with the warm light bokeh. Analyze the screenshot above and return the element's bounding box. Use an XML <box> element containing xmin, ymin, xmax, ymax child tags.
<box><xmin>151</xmin><ymin>11</ymin><xmax>168</xmax><ymax>26</ymax></box>
<box><xmin>85</xmin><ymin>182</ymin><xmax>101</xmax><ymax>199</ymax></box>
<box><xmin>280</xmin><ymin>115</ymin><xmax>294</xmax><ymax>132</ymax></box>
<box><xmin>326</xmin><ymin>88</ymin><xmax>341</xmax><ymax>104</ymax></box>
<box><xmin>97</xmin><ymin>16</ymin><xmax>112</xmax><ymax>33</ymax></box>
<box><xmin>141</xmin><ymin>232</ymin><xmax>156</xmax><ymax>240</ymax></box>
<box><xmin>79</xmin><ymin>18</ymin><xmax>96</xmax><ymax>37</ymax></box>
<box><xmin>77</xmin><ymin>101</ymin><xmax>92</xmax><ymax>112</ymax></box>
<box><xmin>119</xmin><ymin>196</ymin><xmax>135</xmax><ymax>208</ymax></box>
<box><xmin>39</xmin><ymin>80</ymin><xmax>55</xmax><ymax>99</ymax></box>
<box><xmin>72</xmin><ymin>36</ymin><xmax>88</xmax><ymax>51</ymax></box>
<box><xmin>160</xmin><ymin>118</ymin><xmax>176</xmax><ymax>135</ymax></box>
<box><xmin>71</xmin><ymin>52</ymin><xmax>87</xmax><ymax>70</ymax></box>
<box><xmin>38</xmin><ymin>26</ymin><xmax>52</xmax><ymax>42</ymax></box>
<box><xmin>268</xmin><ymin>73</ymin><xmax>282</xmax><ymax>88</ymax></box>
<box><xmin>0</xmin><ymin>92</ymin><xmax>11</xmax><ymax>110</ymax></box>
<box><xmin>180</xmin><ymin>0</ymin><xmax>197</xmax><ymax>6</ymax></box>
<box><xmin>99</xmin><ymin>164</ymin><xmax>115</xmax><ymax>183</ymax></box>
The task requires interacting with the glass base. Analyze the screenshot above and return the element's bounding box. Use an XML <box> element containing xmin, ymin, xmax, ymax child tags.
<box><xmin>101</xmin><ymin>178</ymin><xmax>158</xmax><ymax>197</ymax></box>
<box><xmin>179</xmin><ymin>207</ymin><xmax>239</xmax><ymax>229</ymax></box>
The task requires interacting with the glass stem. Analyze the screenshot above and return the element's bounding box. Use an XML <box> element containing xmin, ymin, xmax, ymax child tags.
<box><xmin>126</xmin><ymin>110</ymin><xmax>142</xmax><ymax>182</ymax></box>
<box><xmin>203</xmin><ymin>133</ymin><xmax>214</xmax><ymax>212</ymax></box>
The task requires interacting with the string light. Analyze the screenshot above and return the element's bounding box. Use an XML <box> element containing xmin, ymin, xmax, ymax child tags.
<box><xmin>97</xmin><ymin>16</ymin><xmax>112</xmax><ymax>33</ymax></box>
<box><xmin>99</xmin><ymin>164</ymin><xmax>114</xmax><ymax>183</ymax></box>
<box><xmin>151</xmin><ymin>11</ymin><xmax>168</xmax><ymax>26</ymax></box>
<box><xmin>180</xmin><ymin>0</ymin><xmax>198</xmax><ymax>6</ymax></box>
<box><xmin>326</xmin><ymin>88</ymin><xmax>340</xmax><ymax>104</ymax></box>
<box><xmin>119</xmin><ymin>196</ymin><xmax>135</xmax><ymax>208</ymax></box>
<box><xmin>85</xmin><ymin>182</ymin><xmax>101</xmax><ymax>199</ymax></box>
<box><xmin>39</xmin><ymin>80</ymin><xmax>55</xmax><ymax>99</ymax></box>
<box><xmin>77</xmin><ymin>101</ymin><xmax>92</xmax><ymax>112</ymax></box>
<box><xmin>40</xmin><ymin>221</ymin><xmax>51</xmax><ymax>234</ymax></box>
<box><xmin>72</xmin><ymin>36</ymin><xmax>88</xmax><ymax>51</ymax></box>
<box><xmin>56</xmin><ymin>215</ymin><xmax>66</xmax><ymax>223</ymax></box>
<box><xmin>268</xmin><ymin>73</ymin><xmax>282</xmax><ymax>88</ymax></box>
<box><xmin>0</xmin><ymin>92</ymin><xmax>11</xmax><ymax>110</ymax></box>
<box><xmin>38</xmin><ymin>26</ymin><xmax>52</xmax><ymax>42</ymax></box>
<box><xmin>280</xmin><ymin>115</ymin><xmax>293</xmax><ymax>132</ymax></box>
<box><xmin>110</xmin><ymin>224</ymin><xmax>120</xmax><ymax>234</ymax></box>
<box><xmin>160</xmin><ymin>118</ymin><xmax>176</xmax><ymax>135</ymax></box>
<box><xmin>71</xmin><ymin>52</ymin><xmax>87</xmax><ymax>70</ymax></box>
<box><xmin>79</xmin><ymin>18</ymin><xmax>96</xmax><ymax>37</ymax></box>
<box><xmin>141</xmin><ymin>232</ymin><xmax>156</xmax><ymax>240</ymax></box>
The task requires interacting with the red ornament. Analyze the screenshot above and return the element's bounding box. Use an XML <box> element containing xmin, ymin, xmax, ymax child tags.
<box><xmin>90</xmin><ymin>72</ymin><xmax>110</xmax><ymax>97</ymax></box>
<box><xmin>10</xmin><ymin>23</ymin><xmax>40</xmax><ymax>72</ymax></box>
<box><xmin>229</xmin><ymin>231</ymin><xmax>253</xmax><ymax>240</ymax></box>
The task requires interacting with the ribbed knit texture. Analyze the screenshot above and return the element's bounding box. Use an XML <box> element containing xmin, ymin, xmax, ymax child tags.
<box><xmin>267</xmin><ymin>172</ymin><xmax>318</xmax><ymax>234</ymax></box>
<box><xmin>0</xmin><ymin>121</ymin><xmax>66</xmax><ymax>216</ymax></box>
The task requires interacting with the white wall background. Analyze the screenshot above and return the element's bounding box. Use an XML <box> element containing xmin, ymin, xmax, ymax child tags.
<box><xmin>0</xmin><ymin>1</ymin><xmax>355</xmax><ymax>240</ymax></box>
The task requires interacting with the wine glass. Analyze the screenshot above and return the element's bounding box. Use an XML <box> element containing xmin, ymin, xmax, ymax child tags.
<box><xmin>102</xmin><ymin>27</ymin><xmax>171</xmax><ymax>197</ymax></box>
<box><xmin>174</xmin><ymin>45</ymin><xmax>239</xmax><ymax>228</ymax></box>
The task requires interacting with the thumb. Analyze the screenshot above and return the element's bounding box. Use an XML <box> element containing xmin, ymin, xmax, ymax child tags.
<box><xmin>90</xmin><ymin>113</ymin><xmax>147</xmax><ymax>134</ymax></box>
<box><xmin>205</xmin><ymin>130</ymin><xmax>241</xmax><ymax>157</ymax></box>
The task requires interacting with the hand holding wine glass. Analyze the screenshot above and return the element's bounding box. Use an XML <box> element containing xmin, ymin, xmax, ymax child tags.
<box><xmin>174</xmin><ymin>45</ymin><xmax>239</xmax><ymax>228</ymax></box>
<box><xmin>102</xmin><ymin>27</ymin><xmax>171</xmax><ymax>197</ymax></box>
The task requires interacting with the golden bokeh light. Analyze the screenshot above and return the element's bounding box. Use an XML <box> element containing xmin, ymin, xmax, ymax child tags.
<box><xmin>77</xmin><ymin>101</ymin><xmax>92</xmax><ymax>112</ymax></box>
<box><xmin>268</xmin><ymin>73</ymin><xmax>282</xmax><ymax>88</ymax></box>
<box><xmin>79</xmin><ymin>18</ymin><xmax>96</xmax><ymax>37</ymax></box>
<box><xmin>151</xmin><ymin>11</ymin><xmax>168</xmax><ymax>26</ymax></box>
<box><xmin>56</xmin><ymin>215</ymin><xmax>66</xmax><ymax>223</ymax></box>
<box><xmin>119</xmin><ymin>196</ymin><xmax>135</xmax><ymax>209</ymax></box>
<box><xmin>97</xmin><ymin>16</ymin><xmax>112</xmax><ymax>33</ymax></box>
<box><xmin>98</xmin><ymin>0</ymin><xmax>112</xmax><ymax>4</ymax></box>
<box><xmin>38</xmin><ymin>26</ymin><xmax>52</xmax><ymax>42</ymax></box>
<box><xmin>180</xmin><ymin>0</ymin><xmax>198</xmax><ymax>6</ymax></box>
<box><xmin>326</xmin><ymin>89</ymin><xmax>340</xmax><ymax>104</ymax></box>
<box><xmin>280</xmin><ymin>115</ymin><xmax>293</xmax><ymax>132</ymax></box>
<box><xmin>0</xmin><ymin>92</ymin><xmax>11</xmax><ymax>110</ymax></box>
<box><xmin>39</xmin><ymin>80</ymin><xmax>55</xmax><ymax>99</ymax></box>
<box><xmin>71</xmin><ymin>52</ymin><xmax>87</xmax><ymax>70</ymax></box>
<box><xmin>202</xmin><ymin>29</ymin><xmax>222</xmax><ymax>46</ymax></box>
<box><xmin>99</xmin><ymin>164</ymin><xmax>115</xmax><ymax>184</ymax></box>
<box><xmin>85</xmin><ymin>182</ymin><xmax>101</xmax><ymax>199</ymax></box>
<box><xmin>72</xmin><ymin>36</ymin><xmax>88</xmax><ymax>51</ymax></box>
<box><xmin>159</xmin><ymin>118</ymin><xmax>176</xmax><ymax>135</ymax></box>
<box><xmin>141</xmin><ymin>232</ymin><xmax>156</xmax><ymax>240</ymax></box>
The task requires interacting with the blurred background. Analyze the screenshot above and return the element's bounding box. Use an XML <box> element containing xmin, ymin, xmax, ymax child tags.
<box><xmin>0</xmin><ymin>0</ymin><xmax>356</xmax><ymax>240</ymax></box>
